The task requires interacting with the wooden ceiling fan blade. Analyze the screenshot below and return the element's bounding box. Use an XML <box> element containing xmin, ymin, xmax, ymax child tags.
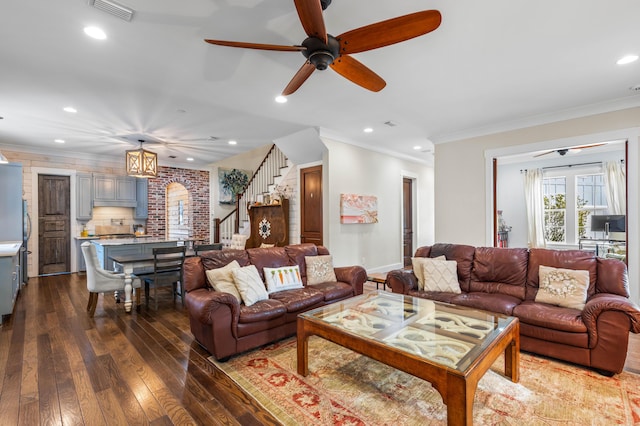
<box><xmin>282</xmin><ymin>62</ymin><xmax>316</xmax><ymax>96</ymax></box>
<box><xmin>330</xmin><ymin>55</ymin><xmax>386</xmax><ymax>92</ymax></box>
<box><xmin>533</xmin><ymin>150</ymin><xmax>555</xmax><ymax>157</ymax></box>
<box><xmin>337</xmin><ymin>10</ymin><xmax>442</xmax><ymax>54</ymax></box>
<box><xmin>294</xmin><ymin>0</ymin><xmax>327</xmax><ymax>44</ymax></box>
<box><xmin>204</xmin><ymin>39</ymin><xmax>305</xmax><ymax>52</ymax></box>
<box><xmin>572</xmin><ymin>143</ymin><xmax>607</xmax><ymax>150</ymax></box>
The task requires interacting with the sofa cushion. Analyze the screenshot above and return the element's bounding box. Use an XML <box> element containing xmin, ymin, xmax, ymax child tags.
<box><xmin>264</xmin><ymin>265</ymin><xmax>303</xmax><ymax>293</ymax></box>
<box><xmin>269</xmin><ymin>287</ymin><xmax>325</xmax><ymax>312</ymax></box>
<box><xmin>306</xmin><ymin>255</ymin><xmax>337</xmax><ymax>285</ymax></box>
<box><xmin>526</xmin><ymin>248</ymin><xmax>596</xmax><ymax>300</ymax></box>
<box><xmin>285</xmin><ymin>243</ymin><xmax>318</xmax><ymax>282</ymax></box>
<box><xmin>512</xmin><ymin>300</ymin><xmax>587</xmax><ymax>333</ymax></box>
<box><xmin>535</xmin><ymin>265</ymin><xmax>589</xmax><ymax>310</ymax></box>
<box><xmin>308</xmin><ymin>281</ymin><xmax>354</xmax><ymax>302</ymax></box>
<box><xmin>412</xmin><ymin>255</ymin><xmax>445</xmax><ymax>290</ymax></box>
<box><xmin>596</xmin><ymin>257</ymin><xmax>629</xmax><ymax>297</ymax></box>
<box><xmin>246</xmin><ymin>246</ymin><xmax>291</xmax><ymax>281</ymax></box>
<box><xmin>421</xmin><ymin>258</ymin><xmax>461</xmax><ymax>293</ymax></box>
<box><xmin>407</xmin><ymin>289</ymin><xmax>458</xmax><ymax>304</ymax></box>
<box><xmin>520</xmin><ymin>323</ymin><xmax>589</xmax><ymax>349</ymax></box>
<box><xmin>470</xmin><ymin>247</ymin><xmax>528</xmax><ymax>299</ymax></box>
<box><xmin>238</xmin><ymin>299</ymin><xmax>287</xmax><ymax>323</ymax></box>
<box><xmin>232</xmin><ymin>265</ymin><xmax>269</xmax><ymax>306</ymax></box>
<box><xmin>205</xmin><ymin>260</ymin><xmax>242</xmax><ymax>302</ymax></box>
<box><xmin>451</xmin><ymin>292</ymin><xmax>521</xmax><ymax>316</ymax></box>
<box><xmin>201</xmin><ymin>249</ymin><xmax>250</xmax><ymax>271</ymax></box>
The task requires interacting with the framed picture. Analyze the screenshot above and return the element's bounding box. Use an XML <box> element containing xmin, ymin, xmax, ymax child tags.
<box><xmin>218</xmin><ymin>167</ymin><xmax>251</xmax><ymax>204</ymax></box>
<box><xmin>340</xmin><ymin>194</ymin><xmax>378</xmax><ymax>224</ymax></box>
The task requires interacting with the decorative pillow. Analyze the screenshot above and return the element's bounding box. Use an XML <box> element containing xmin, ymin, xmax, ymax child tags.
<box><xmin>231</xmin><ymin>265</ymin><xmax>268</xmax><ymax>306</ymax></box>
<box><xmin>305</xmin><ymin>255</ymin><xmax>337</xmax><ymax>285</ymax></box>
<box><xmin>205</xmin><ymin>260</ymin><xmax>242</xmax><ymax>302</ymax></box>
<box><xmin>412</xmin><ymin>255</ymin><xmax>446</xmax><ymax>290</ymax></box>
<box><xmin>535</xmin><ymin>265</ymin><xmax>589</xmax><ymax>310</ymax></box>
<box><xmin>264</xmin><ymin>265</ymin><xmax>303</xmax><ymax>293</ymax></box>
<box><xmin>421</xmin><ymin>258</ymin><xmax>461</xmax><ymax>293</ymax></box>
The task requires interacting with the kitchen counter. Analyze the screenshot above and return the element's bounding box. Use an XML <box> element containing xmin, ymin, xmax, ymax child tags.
<box><xmin>92</xmin><ymin>237</ymin><xmax>185</xmax><ymax>246</ymax></box>
<box><xmin>75</xmin><ymin>235</ymin><xmax>154</xmax><ymax>241</ymax></box>
<box><xmin>0</xmin><ymin>241</ymin><xmax>22</xmax><ymax>257</ymax></box>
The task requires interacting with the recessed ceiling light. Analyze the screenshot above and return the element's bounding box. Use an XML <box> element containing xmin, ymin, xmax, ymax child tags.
<box><xmin>413</xmin><ymin>146</ymin><xmax>422</xmax><ymax>150</ymax></box>
<box><xmin>84</xmin><ymin>26</ymin><xmax>107</xmax><ymax>40</ymax></box>
<box><xmin>54</xmin><ymin>139</ymin><xmax>65</xmax><ymax>144</ymax></box>
<box><xmin>363</xmin><ymin>127</ymin><xmax>373</xmax><ymax>133</ymax></box>
<box><xmin>63</xmin><ymin>106</ymin><xmax>77</xmax><ymax>113</ymax></box>
<box><xmin>228</xmin><ymin>140</ymin><xmax>237</xmax><ymax>145</ymax></box>
<box><xmin>275</xmin><ymin>95</ymin><xmax>287</xmax><ymax>103</ymax></box>
<box><xmin>186</xmin><ymin>157</ymin><xmax>194</xmax><ymax>162</ymax></box>
<box><xmin>616</xmin><ymin>54</ymin><xmax>639</xmax><ymax>65</ymax></box>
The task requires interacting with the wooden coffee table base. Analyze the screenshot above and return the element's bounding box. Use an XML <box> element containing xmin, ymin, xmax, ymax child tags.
<box><xmin>297</xmin><ymin>316</ymin><xmax>520</xmax><ymax>426</ymax></box>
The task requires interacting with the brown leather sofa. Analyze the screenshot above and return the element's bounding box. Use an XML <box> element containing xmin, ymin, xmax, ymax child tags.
<box><xmin>387</xmin><ymin>243</ymin><xmax>640</xmax><ymax>375</ymax></box>
<box><xmin>184</xmin><ymin>243</ymin><xmax>367</xmax><ymax>361</ymax></box>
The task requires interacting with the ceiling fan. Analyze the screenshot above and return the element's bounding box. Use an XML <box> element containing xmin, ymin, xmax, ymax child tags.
<box><xmin>204</xmin><ymin>0</ymin><xmax>441</xmax><ymax>96</ymax></box>
<box><xmin>533</xmin><ymin>143</ymin><xmax>607</xmax><ymax>158</ymax></box>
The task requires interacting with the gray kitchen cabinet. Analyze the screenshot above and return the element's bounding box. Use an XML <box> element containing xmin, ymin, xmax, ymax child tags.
<box><xmin>0</xmin><ymin>251</ymin><xmax>21</xmax><ymax>317</ymax></box>
<box><xmin>134</xmin><ymin>178</ymin><xmax>148</xmax><ymax>219</ymax></box>
<box><xmin>93</xmin><ymin>174</ymin><xmax>137</xmax><ymax>207</ymax></box>
<box><xmin>77</xmin><ymin>173</ymin><xmax>93</xmax><ymax>221</ymax></box>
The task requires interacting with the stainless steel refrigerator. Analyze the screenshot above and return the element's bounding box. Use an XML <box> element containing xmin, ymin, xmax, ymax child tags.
<box><xmin>0</xmin><ymin>163</ymin><xmax>26</xmax><ymax>282</ymax></box>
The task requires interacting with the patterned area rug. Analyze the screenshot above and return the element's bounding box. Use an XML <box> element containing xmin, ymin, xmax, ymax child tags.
<box><xmin>209</xmin><ymin>337</ymin><xmax>640</xmax><ymax>425</ymax></box>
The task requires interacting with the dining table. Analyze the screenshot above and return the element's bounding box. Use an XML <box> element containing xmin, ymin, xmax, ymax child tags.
<box><xmin>109</xmin><ymin>250</ymin><xmax>195</xmax><ymax>312</ymax></box>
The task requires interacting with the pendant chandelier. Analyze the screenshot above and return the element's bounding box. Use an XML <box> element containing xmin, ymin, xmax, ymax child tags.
<box><xmin>126</xmin><ymin>140</ymin><xmax>157</xmax><ymax>178</ymax></box>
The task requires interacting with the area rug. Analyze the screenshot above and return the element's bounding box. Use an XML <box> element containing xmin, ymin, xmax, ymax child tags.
<box><xmin>209</xmin><ymin>337</ymin><xmax>640</xmax><ymax>425</ymax></box>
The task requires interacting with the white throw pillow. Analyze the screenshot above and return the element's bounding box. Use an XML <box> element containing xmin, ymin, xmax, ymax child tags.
<box><xmin>231</xmin><ymin>265</ymin><xmax>268</xmax><ymax>306</ymax></box>
<box><xmin>305</xmin><ymin>255</ymin><xmax>337</xmax><ymax>285</ymax></box>
<box><xmin>264</xmin><ymin>265</ymin><xmax>304</xmax><ymax>293</ymax></box>
<box><xmin>421</xmin><ymin>258</ymin><xmax>461</xmax><ymax>293</ymax></box>
<box><xmin>205</xmin><ymin>260</ymin><xmax>242</xmax><ymax>302</ymax></box>
<box><xmin>412</xmin><ymin>255</ymin><xmax>446</xmax><ymax>290</ymax></box>
<box><xmin>535</xmin><ymin>265</ymin><xmax>589</xmax><ymax>310</ymax></box>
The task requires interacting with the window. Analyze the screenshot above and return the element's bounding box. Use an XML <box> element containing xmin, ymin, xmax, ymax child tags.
<box><xmin>577</xmin><ymin>174</ymin><xmax>607</xmax><ymax>238</ymax></box>
<box><xmin>543</xmin><ymin>177</ymin><xmax>566</xmax><ymax>243</ymax></box>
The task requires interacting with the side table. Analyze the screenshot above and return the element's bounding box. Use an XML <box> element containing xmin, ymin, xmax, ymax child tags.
<box><xmin>367</xmin><ymin>272</ymin><xmax>388</xmax><ymax>290</ymax></box>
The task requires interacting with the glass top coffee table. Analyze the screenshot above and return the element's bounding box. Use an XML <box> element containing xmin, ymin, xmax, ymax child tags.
<box><xmin>297</xmin><ymin>291</ymin><xmax>520</xmax><ymax>426</ymax></box>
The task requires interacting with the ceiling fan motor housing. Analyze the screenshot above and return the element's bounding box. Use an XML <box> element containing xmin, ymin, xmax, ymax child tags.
<box><xmin>302</xmin><ymin>35</ymin><xmax>340</xmax><ymax>70</ymax></box>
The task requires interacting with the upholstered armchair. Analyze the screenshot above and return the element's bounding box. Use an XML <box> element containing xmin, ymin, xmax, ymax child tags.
<box><xmin>81</xmin><ymin>242</ymin><xmax>141</xmax><ymax>316</ymax></box>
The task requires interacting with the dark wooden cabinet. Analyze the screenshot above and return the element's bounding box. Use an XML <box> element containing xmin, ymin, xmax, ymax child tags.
<box><xmin>246</xmin><ymin>199</ymin><xmax>289</xmax><ymax>248</ymax></box>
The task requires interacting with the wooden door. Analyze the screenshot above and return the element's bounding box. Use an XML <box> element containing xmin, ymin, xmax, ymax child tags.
<box><xmin>402</xmin><ymin>178</ymin><xmax>413</xmax><ymax>267</ymax></box>
<box><xmin>38</xmin><ymin>175</ymin><xmax>70</xmax><ymax>274</ymax></box>
<box><xmin>300</xmin><ymin>165</ymin><xmax>323</xmax><ymax>246</ymax></box>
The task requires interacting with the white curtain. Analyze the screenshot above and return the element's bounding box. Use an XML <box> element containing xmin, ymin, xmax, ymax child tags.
<box><xmin>603</xmin><ymin>161</ymin><xmax>626</xmax><ymax>214</ymax></box>
<box><xmin>523</xmin><ymin>169</ymin><xmax>547</xmax><ymax>248</ymax></box>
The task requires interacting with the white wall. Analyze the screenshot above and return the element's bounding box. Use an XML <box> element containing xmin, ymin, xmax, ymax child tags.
<box><xmin>434</xmin><ymin>106</ymin><xmax>640</xmax><ymax>303</ymax></box>
<box><xmin>321</xmin><ymin>137</ymin><xmax>434</xmax><ymax>272</ymax></box>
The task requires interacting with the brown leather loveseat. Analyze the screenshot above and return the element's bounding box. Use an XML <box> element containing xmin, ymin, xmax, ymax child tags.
<box><xmin>184</xmin><ymin>243</ymin><xmax>367</xmax><ymax>361</ymax></box>
<box><xmin>387</xmin><ymin>243</ymin><xmax>640</xmax><ymax>375</ymax></box>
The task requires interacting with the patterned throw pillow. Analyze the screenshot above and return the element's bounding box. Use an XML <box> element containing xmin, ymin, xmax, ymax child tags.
<box><xmin>231</xmin><ymin>265</ymin><xmax>268</xmax><ymax>306</ymax></box>
<box><xmin>264</xmin><ymin>265</ymin><xmax>303</xmax><ymax>293</ymax></box>
<box><xmin>421</xmin><ymin>258</ymin><xmax>461</xmax><ymax>293</ymax></box>
<box><xmin>412</xmin><ymin>255</ymin><xmax>446</xmax><ymax>290</ymax></box>
<box><xmin>205</xmin><ymin>260</ymin><xmax>242</xmax><ymax>302</ymax></box>
<box><xmin>535</xmin><ymin>265</ymin><xmax>589</xmax><ymax>310</ymax></box>
<box><xmin>305</xmin><ymin>255</ymin><xmax>337</xmax><ymax>285</ymax></box>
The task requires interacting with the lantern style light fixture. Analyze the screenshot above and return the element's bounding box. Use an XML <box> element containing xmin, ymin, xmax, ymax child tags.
<box><xmin>126</xmin><ymin>140</ymin><xmax>157</xmax><ymax>178</ymax></box>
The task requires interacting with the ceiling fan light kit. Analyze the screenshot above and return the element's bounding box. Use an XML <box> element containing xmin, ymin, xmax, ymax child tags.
<box><xmin>126</xmin><ymin>142</ymin><xmax>157</xmax><ymax>178</ymax></box>
<box><xmin>204</xmin><ymin>1</ymin><xmax>441</xmax><ymax>96</ymax></box>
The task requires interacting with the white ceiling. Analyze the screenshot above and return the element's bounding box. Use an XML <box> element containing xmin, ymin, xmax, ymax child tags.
<box><xmin>1</xmin><ymin>0</ymin><xmax>639</xmax><ymax>168</ymax></box>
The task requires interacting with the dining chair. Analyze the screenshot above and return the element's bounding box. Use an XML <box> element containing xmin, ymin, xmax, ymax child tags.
<box><xmin>140</xmin><ymin>246</ymin><xmax>186</xmax><ymax>310</ymax></box>
<box><xmin>81</xmin><ymin>242</ymin><xmax>141</xmax><ymax>316</ymax></box>
<box><xmin>194</xmin><ymin>243</ymin><xmax>223</xmax><ymax>256</ymax></box>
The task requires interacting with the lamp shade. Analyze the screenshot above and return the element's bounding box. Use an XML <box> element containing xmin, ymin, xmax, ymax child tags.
<box><xmin>126</xmin><ymin>147</ymin><xmax>157</xmax><ymax>178</ymax></box>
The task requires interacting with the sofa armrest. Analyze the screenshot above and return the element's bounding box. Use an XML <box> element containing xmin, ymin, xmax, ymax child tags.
<box><xmin>185</xmin><ymin>288</ymin><xmax>241</xmax><ymax>331</ymax></box>
<box><xmin>386</xmin><ymin>269</ymin><xmax>418</xmax><ymax>294</ymax></box>
<box><xmin>334</xmin><ymin>265</ymin><xmax>367</xmax><ymax>295</ymax></box>
<box><xmin>582</xmin><ymin>293</ymin><xmax>640</xmax><ymax>340</ymax></box>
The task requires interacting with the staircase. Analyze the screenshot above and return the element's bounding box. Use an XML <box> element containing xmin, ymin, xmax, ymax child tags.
<box><xmin>214</xmin><ymin>144</ymin><xmax>290</xmax><ymax>246</ymax></box>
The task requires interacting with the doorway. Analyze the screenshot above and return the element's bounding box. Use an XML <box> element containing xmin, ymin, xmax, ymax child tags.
<box><xmin>300</xmin><ymin>165</ymin><xmax>323</xmax><ymax>245</ymax></box>
<box><xmin>38</xmin><ymin>174</ymin><xmax>70</xmax><ymax>275</ymax></box>
<box><xmin>166</xmin><ymin>182</ymin><xmax>189</xmax><ymax>241</ymax></box>
<box><xmin>402</xmin><ymin>177</ymin><xmax>414</xmax><ymax>266</ymax></box>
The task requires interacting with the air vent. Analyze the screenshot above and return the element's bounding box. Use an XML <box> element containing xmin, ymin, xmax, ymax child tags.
<box><xmin>384</xmin><ymin>120</ymin><xmax>398</xmax><ymax>127</ymax></box>
<box><xmin>88</xmin><ymin>0</ymin><xmax>134</xmax><ymax>22</ymax></box>
<box><xmin>630</xmin><ymin>84</ymin><xmax>640</xmax><ymax>92</ymax></box>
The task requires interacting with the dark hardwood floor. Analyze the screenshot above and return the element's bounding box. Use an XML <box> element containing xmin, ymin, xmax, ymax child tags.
<box><xmin>0</xmin><ymin>275</ymin><xmax>639</xmax><ymax>425</ymax></box>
